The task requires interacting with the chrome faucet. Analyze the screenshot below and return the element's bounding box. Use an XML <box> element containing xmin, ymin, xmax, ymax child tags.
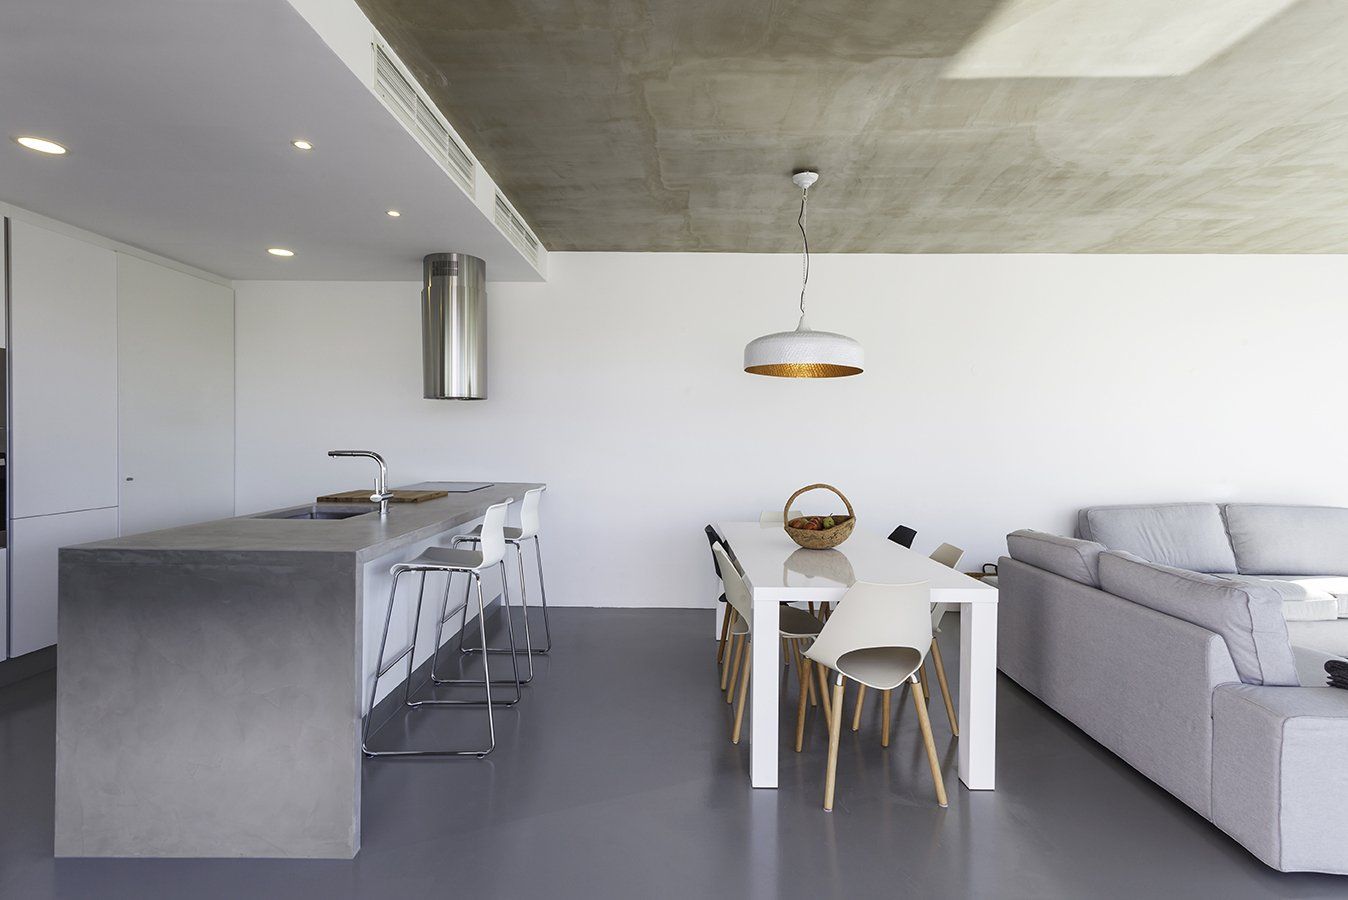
<box><xmin>328</xmin><ymin>450</ymin><xmax>394</xmax><ymax>517</ymax></box>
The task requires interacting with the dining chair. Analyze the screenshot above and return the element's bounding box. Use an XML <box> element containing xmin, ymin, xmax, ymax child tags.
<box><xmin>804</xmin><ymin>580</ymin><xmax>947</xmax><ymax>810</ymax></box>
<box><xmin>705</xmin><ymin>528</ymin><xmax>780</xmax><ymax>679</ymax></box>
<box><xmin>705</xmin><ymin>525</ymin><xmax>735</xmax><ymax>667</ymax></box>
<box><xmin>713</xmin><ymin>542</ymin><xmax>827</xmax><ymax>746</ymax></box>
<box><xmin>851</xmin><ymin>543</ymin><xmax>964</xmax><ymax>737</ymax></box>
<box><xmin>887</xmin><ymin>525</ymin><xmax>918</xmax><ymax>548</ymax></box>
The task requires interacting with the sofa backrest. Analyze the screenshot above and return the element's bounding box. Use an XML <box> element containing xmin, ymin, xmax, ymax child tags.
<box><xmin>1099</xmin><ymin>550</ymin><xmax>1298</xmax><ymax>686</ymax></box>
<box><xmin>1077</xmin><ymin>503</ymin><xmax>1237</xmax><ymax>573</ymax></box>
<box><xmin>1006</xmin><ymin>529</ymin><xmax>1106</xmax><ymax>587</ymax></box>
<box><xmin>1224</xmin><ymin>504</ymin><xmax>1348</xmax><ymax>576</ymax></box>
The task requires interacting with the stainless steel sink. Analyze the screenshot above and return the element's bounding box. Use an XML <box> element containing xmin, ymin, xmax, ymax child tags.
<box><xmin>252</xmin><ymin>504</ymin><xmax>374</xmax><ymax>521</ymax></box>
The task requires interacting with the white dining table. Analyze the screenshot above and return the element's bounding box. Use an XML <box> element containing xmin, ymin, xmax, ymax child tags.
<box><xmin>716</xmin><ymin>522</ymin><xmax>1000</xmax><ymax>791</ymax></box>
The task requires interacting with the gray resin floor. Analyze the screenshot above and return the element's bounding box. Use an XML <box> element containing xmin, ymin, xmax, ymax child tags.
<box><xmin>2</xmin><ymin>608</ymin><xmax>1347</xmax><ymax>899</ymax></box>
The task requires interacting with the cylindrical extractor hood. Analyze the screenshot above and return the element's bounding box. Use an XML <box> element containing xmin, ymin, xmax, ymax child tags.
<box><xmin>422</xmin><ymin>252</ymin><xmax>487</xmax><ymax>400</ymax></box>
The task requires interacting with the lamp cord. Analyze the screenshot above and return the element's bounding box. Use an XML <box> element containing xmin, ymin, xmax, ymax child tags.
<box><xmin>798</xmin><ymin>186</ymin><xmax>809</xmax><ymax>321</ymax></box>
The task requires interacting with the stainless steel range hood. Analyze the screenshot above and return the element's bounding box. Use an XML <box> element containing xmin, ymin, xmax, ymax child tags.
<box><xmin>421</xmin><ymin>252</ymin><xmax>486</xmax><ymax>400</ymax></box>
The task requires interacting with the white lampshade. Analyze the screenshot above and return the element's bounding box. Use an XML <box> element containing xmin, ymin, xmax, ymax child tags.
<box><xmin>743</xmin><ymin>317</ymin><xmax>864</xmax><ymax>378</ymax></box>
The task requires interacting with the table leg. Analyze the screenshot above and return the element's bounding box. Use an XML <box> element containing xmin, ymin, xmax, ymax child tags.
<box><xmin>958</xmin><ymin>602</ymin><xmax>997</xmax><ymax>790</ymax></box>
<box><xmin>749</xmin><ymin>595</ymin><xmax>781</xmax><ymax>788</ymax></box>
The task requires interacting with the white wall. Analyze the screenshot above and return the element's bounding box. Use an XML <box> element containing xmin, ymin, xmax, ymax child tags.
<box><xmin>235</xmin><ymin>253</ymin><xmax>1348</xmax><ymax>609</ymax></box>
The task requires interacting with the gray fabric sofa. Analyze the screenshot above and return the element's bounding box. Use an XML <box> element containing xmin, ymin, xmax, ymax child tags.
<box><xmin>999</xmin><ymin>503</ymin><xmax>1348</xmax><ymax>875</ymax></box>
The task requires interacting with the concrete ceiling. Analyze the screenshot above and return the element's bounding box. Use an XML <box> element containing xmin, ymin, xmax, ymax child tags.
<box><xmin>358</xmin><ymin>0</ymin><xmax>1348</xmax><ymax>253</ymax></box>
<box><xmin>0</xmin><ymin>0</ymin><xmax>540</xmax><ymax>280</ymax></box>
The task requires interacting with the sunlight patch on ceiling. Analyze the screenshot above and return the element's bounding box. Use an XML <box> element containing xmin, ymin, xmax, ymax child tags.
<box><xmin>945</xmin><ymin>0</ymin><xmax>1299</xmax><ymax>78</ymax></box>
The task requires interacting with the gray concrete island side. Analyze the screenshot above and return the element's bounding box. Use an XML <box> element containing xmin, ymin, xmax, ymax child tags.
<box><xmin>54</xmin><ymin>483</ymin><xmax>541</xmax><ymax>859</ymax></box>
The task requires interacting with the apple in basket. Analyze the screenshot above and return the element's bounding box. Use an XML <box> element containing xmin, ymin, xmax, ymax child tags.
<box><xmin>788</xmin><ymin>515</ymin><xmax>850</xmax><ymax>531</ymax></box>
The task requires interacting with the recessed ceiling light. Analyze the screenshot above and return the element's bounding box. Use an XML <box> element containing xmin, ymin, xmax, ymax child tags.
<box><xmin>386</xmin><ymin>209</ymin><xmax>401</xmax><ymax>217</ymax></box>
<box><xmin>15</xmin><ymin>136</ymin><xmax>67</xmax><ymax>155</ymax></box>
<box><xmin>267</xmin><ymin>247</ymin><xmax>295</xmax><ymax>257</ymax></box>
<box><xmin>291</xmin><ymin>139</ymin><xmax>313</xmax><ymax>151</ymax></box>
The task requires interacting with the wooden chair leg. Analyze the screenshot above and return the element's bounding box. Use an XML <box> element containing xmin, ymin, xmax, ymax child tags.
<box><xmin>724</xmin><ymin>633</ymin><xmax>744</xmax><ymax>697</ymax></box>
<box><xmin>881</xmin><ymin>689</ymin><xmax>891</xmax><ymax>748</ymax></box>
<box><xmin>719</xmin><ymin>608</ymin><xmax>738</xmax><ymax>672</ymax></box>
<box><xmin>717</xmin><ymin>606</ymin><xmax>733</xmax><ymax>666</ymax></box>
<box><xmin>823</xmin><ymin>678</ymin><xmax>846</xmax><ymax>811</ymax></box>
<box><xmin>917</xmin><ymin>663</ymin><xmax>931</xmax><ymax>706</ymax></box>
<box><xmin>815</xmin><ymin>661</ymin><xmax>834</xmax><ymax>723</ymax></box>
<box><xmin>791</xmin><ymin>641</ymin><xmax>816</xmax><ymax>707</ymax></box>
<box><xmin>851</xmin><ymin>684</ymin><xmax>867</xmax><ymax>732</ymax></box>
<box><xmin>801</xmin><ymin>643</ymin><xmax>820</xmax><ymax>707</ymax></box>
<box><xmin>795</xmin><ymin>658</ymin><xmax>812</xmax><ymax>752</ymax></box>
<box><xmin>930</xmin><ymin>639</ymin><xmax>959</xmax><ymax>737</ymax></box>
<box><xmin>732</xmin><ymin>641</ymin><xmax>753</xmax><ymax>744</ymax></box>
<box><xmin>808</xmin><ymin>602</ymin><xmax>817</xmax><ymax>618</ymax></box>
<box><xmin>910</xmin><ymin>676</ymin><xmax>949</xmax><ymax>808</ymax></box>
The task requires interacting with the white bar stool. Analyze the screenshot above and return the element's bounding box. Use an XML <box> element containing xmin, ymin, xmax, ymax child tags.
<box><xmin>362</xmin><ymin>498</ymin><xmax>521</xmax><ymax>758</ymax></box>
<box><xmin>450</xmin><ymin>487</ymin><xmax>553</xmax><ymax>682</ymax></box>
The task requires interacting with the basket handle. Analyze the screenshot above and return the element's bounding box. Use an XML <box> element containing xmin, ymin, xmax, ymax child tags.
<box><xmin>783</xmin><ymin>483</ymin><xmax>855</xmax><ymax>522</ymax></box>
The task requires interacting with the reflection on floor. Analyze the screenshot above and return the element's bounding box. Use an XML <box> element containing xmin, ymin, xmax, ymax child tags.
<box><xmin>0</xmin><ymin>608</ymin><xmax>1341</xmax><ymax>898</ymax></box>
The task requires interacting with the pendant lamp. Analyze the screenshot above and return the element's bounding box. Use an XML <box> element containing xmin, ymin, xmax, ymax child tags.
<box><xmin>743</xmin><ymin>171</ymin><xmax>863</xmax><ymax>378</ymax></box>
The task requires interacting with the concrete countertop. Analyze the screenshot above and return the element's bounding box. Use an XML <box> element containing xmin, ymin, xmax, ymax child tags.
<box><xmin>67</xmin><ymin>481</ymin><xmax>543</xmax><ymax>563</ymax></box>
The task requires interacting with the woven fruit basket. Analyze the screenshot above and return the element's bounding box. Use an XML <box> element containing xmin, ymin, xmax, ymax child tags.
<box><xmin>782</xmin><ymin>483</ymin><xmax>856</xmax><ymax>549</ymax></box>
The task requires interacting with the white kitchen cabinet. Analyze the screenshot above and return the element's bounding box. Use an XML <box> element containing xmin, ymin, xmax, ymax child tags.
<box><xmin>10</xmin><ymin>507</ymin><xmax>118</xmax><ymax>657</ymax></box>
<box><xmin>117</xmin><ymin>255</ymin><xmax>234</xmax><ymax>536</ymax></box>
<box><xmin>9</xmin><ymin>220</ymin><xmax>119</xmax><ymax>519</ymax></box>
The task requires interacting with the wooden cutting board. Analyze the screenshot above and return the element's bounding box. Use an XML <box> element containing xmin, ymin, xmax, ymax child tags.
<box><xmin>316</xmin><ymin>489</ymin><xmax>449</xmax><ymax>504</ymax></box>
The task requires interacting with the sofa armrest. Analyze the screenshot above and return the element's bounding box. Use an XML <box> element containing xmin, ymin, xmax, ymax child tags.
<box><xmin>998</xmin><ymin>556</ymin><xmax>1239</xmax><ymax>818</ymax></box>
<box><xmin>1212</xmin><ymin>685</ymin><xmax>1348</xmax><ymax>874</ymax></box>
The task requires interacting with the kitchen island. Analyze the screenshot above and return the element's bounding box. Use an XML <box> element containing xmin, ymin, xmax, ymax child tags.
<box><xmin>54</xmin><ymin>482</ymin><xmax>542</xmax><ymax>859</ymax></box>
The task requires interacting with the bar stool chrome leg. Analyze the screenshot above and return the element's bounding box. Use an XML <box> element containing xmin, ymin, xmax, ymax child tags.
<box><xmin>451</xmin><ymin>535</ymin><xmax>537</xmax><ymax>679</ymax></box>
<box><xmin>531</xmin><ymin>534</ymin><xmax>553</xmax><ymax>653</ymax></box>
<box><xmin>455</xmin><ymin>533</ymin><xmax>549</xmax><ymax>658</ymax></box>
<box><xmin>433</xmin><ymin>560</ymin><xmax>526</xmax><ymax>696</ymax></box>
<box><xmin>361</xmin><ymin>567</ymin><xmax>496</xmax><ymax>758</ymax></box>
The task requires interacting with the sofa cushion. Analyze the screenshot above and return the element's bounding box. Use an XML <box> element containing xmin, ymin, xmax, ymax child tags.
<box><xmin>1099</xmin><ymin>551</ymin><xmax>1298</xmax><ymax>686</ymax></box>
<box><xmin>1249</xmin><ymin>576</ymin><xmax>1348</xmax><ymax>617</ymax></box>
<box><xmin>1006</xmin><ymin>530</ymin><xmax>1106</xmax><ymax>587</ymax></box>
<box><xmin>1218</xmin><ymin>575</ymin><xmax>1340</xmax><ymax>622</ymax></box>
<box><xmin>1078</xmin><ymin>503</ymin><xmax>1237</xmax><ymax>573</ymax></box>
<box><xmin>1225</xmin><ymin>504</ymin><xmax>1348</xmax><ymax>577</ymax></box>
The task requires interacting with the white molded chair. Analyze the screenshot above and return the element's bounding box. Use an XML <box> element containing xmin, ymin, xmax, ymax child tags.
<box><xmin>363</xmin><ymin>499</ymin><xmax>521</xmax><ymax>758</ymax></box>
<box><xmin>930</xmin><ymin>542</ymin><xmax>963</xmax><ymax>569</ymax></box>
<box><xmin>713</xmin><ymin>542</ymin><xmax>827</xmax><ymax>746</ymax></box>
<box><xmin>852</xmin><ymin>542</ymin><xmax>964</xmax><ymax>737</ymax></box>
<box><xmin>804</xmin><ymin>580</ymin><xmax>947</xmax><ymax>811</ymax></box>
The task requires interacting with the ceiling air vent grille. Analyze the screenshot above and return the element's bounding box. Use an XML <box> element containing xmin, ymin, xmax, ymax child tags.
<box><xmin>373</xmin><ymin>43</ymin><xmax>474</xmax><ymax>193</ymax></box>
<box><xmin>494</xmin><ymin>193</ymin><xmax>540</xmax><ymax>265</ymax></box>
